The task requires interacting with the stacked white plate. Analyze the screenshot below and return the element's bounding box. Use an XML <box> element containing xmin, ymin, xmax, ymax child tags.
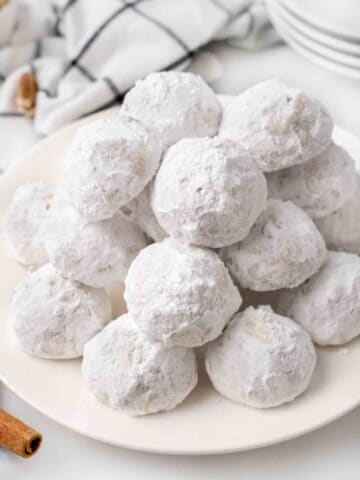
<box><xmin>267</xmin><ymin>0</ymin><xmax>360</xmax><ymax>78</ymax></box>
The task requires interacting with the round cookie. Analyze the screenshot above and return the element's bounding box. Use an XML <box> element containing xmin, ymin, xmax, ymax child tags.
<box><xmin>124</xmin><ymin>238</ymin><xmax>242</xmax><ymax>347</ymax></box>
<box><xmin>314</xmin><ymin>174</ymin><xmax>360</xmax><ymax>254</ymax></box>
<box><xmin>121</xmin><ymin>182</ymin><xmax>166</xmax><ymax>242</ymax></box>
<box><xmin>221</xmin><ymin>199</ymin><xmax>327</xmax><ymax>291</ymax></box>
<box><xmin>44</xmin><ymin>199</ymin><xmax>147</xmax><ymax>288</ymax></box>
<box><xmin>64</xmin><ymin>114</ymin><xmax>161</xmax><ymax>222</ymax></box>
<box><xmin>152</xmin><ymin>137</ymin><xmax>267</xmax><ymax>248</ymax></box>
<box><xmin>122</xmin><ymin>71</ymin><xmax>222</xmax><ymax>150</ymax></box>
<box><xmin>205</xmin><ymin>306</ymin><xmax>316</xmax><ymax>408</ymax></box>
<box><xmin>12</xmin><ymin>263</ymin><xmax>112</xmax><ymax>359</ymax></box>
<box><xmin>82</xmin><ymin>314</ymin><xmax>198</xmax><ymax>416</ymax></box>
<box><xmin>277</xmin><ymin>251</ymin><xmax>360</xmax><ymax>346</ymax></box>
<box><xmin>219</xmin><ymin>79</ymin><xmax>333</xmax><ymax>172</ymax></box>
<box><xmin>267</xmin><ymin>141</ymin><xmax>356</xmax><ymax>218</ymax></box>
<box><xmin>6</xmin><ymin>181</ymin><xmax>55</xmax><ymax>267</ymax></box>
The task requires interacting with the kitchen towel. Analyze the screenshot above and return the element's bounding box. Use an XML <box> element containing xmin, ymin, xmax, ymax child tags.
<box><xmin>0</xmin><ymin>0</ymin><xmax>278</xmax><ymax>172</ymax></box>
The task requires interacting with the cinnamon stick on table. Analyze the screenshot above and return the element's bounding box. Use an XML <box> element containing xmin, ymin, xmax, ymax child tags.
<box><xmin>0</xmin><ymin>409</ymin><xmax>42</xmax><ymax>458</ymax></box>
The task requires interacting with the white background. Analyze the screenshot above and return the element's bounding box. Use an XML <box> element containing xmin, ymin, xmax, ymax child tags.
<box><xmin>2</xmin><ymin>43</ymin><xmax>360</xmax><ymax>479</ymax></box>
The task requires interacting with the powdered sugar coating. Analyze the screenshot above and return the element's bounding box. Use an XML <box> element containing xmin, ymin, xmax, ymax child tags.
<box><xmin>267</xmin><ymin>142</ymin><xmax>356</xmax><ymax>218</ymax></box>
<box><xmin>205</xmin><ymin>305</ymin><xmax>316</xmax><ymax>408</ymax></box>
<box><xmin>219</xmin><ymin>79</ymin><xmax>333</xmax><ymax>172</ymax></box>
<box><xmin>44</xmin><ymin>199</ymin><xmax>147</xmax><ymax>288</ymax></box>
<box><xmin>64</xmin><ymin>115</ymin><xmax>161</xmax><ymax>222</ymax></box>
<box><xmin>221</xmin><ymin>199</ymin><xmax>327</xmax><ymax>291</ymax></box>
<box><xmin>152</xmin><ymin>137</ymin><xmax>267</xmax><ymax>248</ymax></box>
<box><xmin>6</xmin><ymin>181</ymin><xmax>55</xmax><ymax>267</ymax></box>
<box><xmin>124</xmin><ymin>238</ymin><xmax>242</xmax><ymax>347</ymax></box>
<box><xmin>121</xmin><ymin>182</ymin><xmax>166</xmax><ymax>242</ymax></box>
<box><xmin>277</xmin><ymin>252</ymin><xmax>360</xmax><ymax>346</ymax></box>
<box><xmin>12</xmin><ymin>263</ymin><xmax>112</xmax><ymax>359</ymax></box>
<box><xmin>82</xmin><ymin>314</ymin><xmax>198</xmax><ymax>416</ymax></box>
<box><xmin>122</xmin><ymin>71</ymin><xmax>222</xmax><ymax>151</ymax></box>
<box><xmin>314</xmin><ymin>174</ymin><xmax>360</xmax><ymax>253</ymax></box>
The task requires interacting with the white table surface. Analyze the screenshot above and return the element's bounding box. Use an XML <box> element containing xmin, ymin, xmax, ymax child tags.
<box><xmin>2</xmin><ymin>43</ymin><xmax>360</xmax><ymax>479</ymax></box>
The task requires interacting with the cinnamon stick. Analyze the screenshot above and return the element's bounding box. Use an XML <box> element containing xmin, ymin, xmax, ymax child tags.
<box><xmin>0</xmin><ymin>409</ymin><xmax>42</xmax><ymax>458</ymax></box>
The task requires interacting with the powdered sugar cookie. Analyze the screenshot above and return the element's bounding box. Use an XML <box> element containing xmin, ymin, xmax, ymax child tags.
<box><xmin>205</xmin><ymin>305</ymin><xmax>316</xmax><ymax>408</ymax></box>
<box><xmin>44</xmin><ymin>199</ymin><xmax>147</xmax><ymax>288</ymax></box>
<box><xmin>82</xmin><ymin>314</ymin><xmax>198</xmax><ymax>416</ymax></box>
<box><xmin>12</xmin><ymin>263</ymin><xmax>111</xmax><ymax>359</ymax></box>
<box><xmin>219</xmin><ymin>79</ymin><xmax>333</xmax><ymax>172</ymax></box>
<box><xmin>152</xmin><ymin>137</ymin><xmax>267</xmax><ymax>248</ymax></box>
<box><xmin>314</xmin><ymin>174</ymin><xmax>360</xmax><ymax>253</ymax></box>
<box><xmin>267</xmin><ymin>142</ymin><xmax>356</xmax><ymax>218</ymax></box>
<box><xmin>277</xmin><ymin>252</ymin><xmax>360</xmax><ymax>346</ymax></box>
<box><xmin>124</xmin><ymin>238</ymin><xmax>241</xmax><ymax>347</ymax></box>
<box><xmin>64</xmin><ymin>115</ymin><xmax>161</xmax><ymax>222</ymax></box>
<box><xmin>221</xmin><ymin>199</ymin><xmax>327</xmax><ymax>291</ymax></box>
<box><xmin>6</xmin><ymin>181</ymin><xmax>55</xmax><ymax>267</ymax></box>
<box><xmin>123</xmin><ymin>71</ymin><xmax>222</xmax><ymax>151</ymax></box>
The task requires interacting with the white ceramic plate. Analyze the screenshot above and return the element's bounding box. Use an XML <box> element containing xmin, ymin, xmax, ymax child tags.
<box><xmin>277</xmin><ymin>0</ymin><xmax>360</xmax><ymax>55</ymax></box>
<box><xmin>268</xmin><ymin>1</ymin><xmax>360</xmax><ymax>80</ymax></box>
<box><xmin>270</xmin><ymin>1</ymin><xmax>360</xmax><ymax>68</ymax></box>
<box><xmin>280</xmin><ymin>0</ymin><xmax>360</xmax><ymax>41</ymax></box>
<box><xmin>1</xmin><ymin>99</ymin><xmax>360</xmax><ymax>455</ymax></box>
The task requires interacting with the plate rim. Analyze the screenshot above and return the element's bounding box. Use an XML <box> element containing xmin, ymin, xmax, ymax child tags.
<box><xmin>1</xmin><ymin>367</ymin><xmax>359</xmax><ymax>456</ymax></box>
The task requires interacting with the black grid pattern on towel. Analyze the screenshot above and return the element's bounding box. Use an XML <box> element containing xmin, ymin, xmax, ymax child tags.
<box><xmin>0</xmin><ymin>112</ymin><xmax>23</xmax><ymax>117</ymax></box>
<box><xmin>30</xmin><ymin>62</ymin><xmax>55</xmax><ymax>98</ymax></box>
<box><xmin>209</xmin><ymin>0</ymin><xmax>233</xmax><ymax>18</ymax></box>
<box><xmin>61</xmin><ymin>0</ymin><xmax>147</xmax><ymax>77</ymax></box>
<box><xmin>55</xmin><ymin>0</ymin><xmax>197</xmax><ymax>114</ymax></box>
<box><xmin>2</xmin><ymin>0</ymin><xmax>255</xmax><ymax>119</ymax></box>
<box><xmin>54</xmin><ymin>0</ymin><xmax>78</xmax><ymax>36</ymax></box>
<box><xmin>220</xmin><ymin>2</ymin><xmax>256</xmax><ymax>43</ymax></box>
<box><xmin>130</xmin><ymin>3</ymin><xmax>191</xmax><ymax>53</ymax></box>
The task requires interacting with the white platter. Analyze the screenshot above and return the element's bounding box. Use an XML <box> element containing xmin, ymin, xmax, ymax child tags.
<box><xmin>277</xmin><ymin>0</ymin><xmax>360</xmax><ymax>56</ymax></box>
<box><xmin>270</xmin><ymin>1</ymin><xmax>360</xmax><ymax>69</ymax></box>
<box><xmin>268</xmin><ymin>1</ymin><xmax>360</xmax><ymax>80</ymax></box>
<box><xmin>280</xmin><ymin>0</ymin><xmax>360</xmax><ymax>42</ymax></box>
<box><xmin>1</xmin><ymin>98</ymin><xmax>360</xmax><ymax>455</ymax></box>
